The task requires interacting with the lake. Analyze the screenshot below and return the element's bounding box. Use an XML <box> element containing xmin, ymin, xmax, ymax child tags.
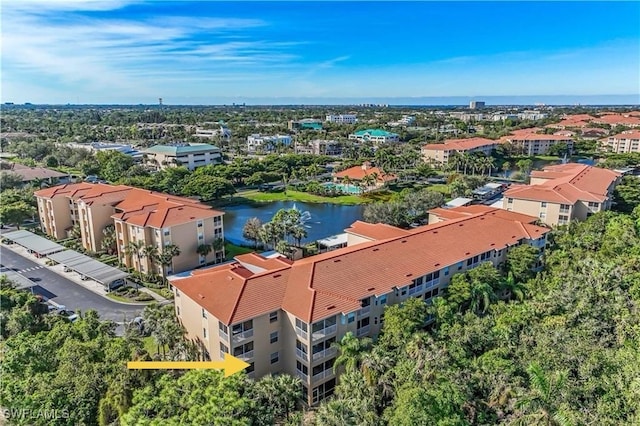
<box><xmin>221</xmin><ymin>201</ymin><xmax>365</xmax><ymax>245</ymax></box>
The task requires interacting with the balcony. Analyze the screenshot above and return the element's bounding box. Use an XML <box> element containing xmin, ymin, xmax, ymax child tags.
<box><xmin>408</xmin><ymin>285</ymin><xmax>423</xmax><ymax>296</ymax></box>
<box><xmin>357</xmin><ymin>305</ymin><xmax>370</xmax><ymax>316</ymax></box>
<box><xmin>296</xmin><ymin>370</ymin><xmax>309</xmax><ymax>382</ymax></box>
<box><xmin>218</xmin><ymin>329</ymin><xmax>229</xmax><ymax>342</ymax></box>
<box><xmin>295</xmin><ymin>327</ymin><xmax>308</xmax><ymax>340</ymax></box>
<box><xmin>296</xmin><ymin>348</ymin><xmax>308</xmax><ymax>360</ymax></box>
<box><xmin>357</xmin><ymin>325</ymin><xmax>370</xmax><ymax>337</ymax></box>
<box><xmin>311</xmin><ymin>324</ymin><xmax>336</xmax><ymax>341</ymax></box>
<box><xmin>231</xmin><ymin>329</ymin><xmax>253</xmax><ymax>344</ymax></box>
<box><xmin>235</xmin><ymin>350</ymin><xmax>254</xmax><ymax>361</ymax></box>
<box><xmin>313</xmin><ymin>369</ymin><xmax>334</xmax><ymax>382</ymax></box>
<box><xmin>312</xmin><ymin>347</ymin><xmax>337</xmax><ymax>361</ymax></box>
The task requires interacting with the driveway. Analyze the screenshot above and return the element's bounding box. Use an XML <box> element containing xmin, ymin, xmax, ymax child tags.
<box><xmin>0</xmin><ymin>246</ymin><xmax>144</xmax><ymax>323</ymax></box>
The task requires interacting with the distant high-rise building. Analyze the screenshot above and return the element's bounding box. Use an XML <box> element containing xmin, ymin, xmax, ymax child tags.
<box><xmin>469</xmin><ymin>101</ymin><xmax>485</xmax><ymax>109</ymax></box>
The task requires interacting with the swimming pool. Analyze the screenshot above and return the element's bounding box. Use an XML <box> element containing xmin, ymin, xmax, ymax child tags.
<box><xmin>323</xmin><ymin>182</ymin><xmax>363</xmax><ymax>194</ymax></box>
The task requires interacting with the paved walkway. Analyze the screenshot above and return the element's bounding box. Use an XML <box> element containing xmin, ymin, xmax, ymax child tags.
<box><xmin>1</xmin><ymin>241</ymin><xmax>170</xmax><ymax>306</ymax></box>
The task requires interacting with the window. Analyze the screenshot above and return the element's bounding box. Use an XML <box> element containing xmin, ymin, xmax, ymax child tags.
<box><xmin>457</xmin><ymin>261</ymin><xmax>463</xmax><ymax>270</ymax></box>
<box><xmin>507</xmin><ymin>198</ymin><xmax>513</xmax><ymax>204</ymax></box>
<box><xmin>296</xmin><ymin>340</ymin><xmax>308</xmax><ymax>355</ymax></box>
<box><xmin>202</xmin><ymin>308</ymin><xmax>207</xmax><ymax>319</ymax></box>
<box><xmin>312</xmin><ymin>316</ymin><xmax>337</xmax><ymax>333</ymax></box>
<box><xmin>271</xmin><ymin>351</ymin><xmax>279</xmax><ymax>364</ymax></box>
<box><xmin>558</xmin><ymin>215</ymin><xmax>569</xmax><ymax>225</ymax></box>
<box><xmin>296</xmin><ymin>360</ymin><xmax>308</xmax><ymax>376</ymax></box>
<box><xmin>246</xmin><ymin>362</ymin><xmax>255</xmax><ymax>374</ymax></box>
<box><xmin>270</xmin><ymin>331</ymin><xmax>278</xmax><ymax>344</ymax></box>
<box><xmin>233</xmin><ymin>341</ymin><xmax>254</xmax><ymax>357</ymax></box>
<box><xmin>220</xmin><ymin>343</ymin><xmax>229</xmax><ymax>354</ymax></box>
<box><xmin>269</xmin><ymin>311</ymin><xmax>278</xmax><ymax>323</ymax></box>
<box><xmin>176</xmin><ymin>306</ymin><xmax>180</xmax><ymax>316</ymax></box>
<box><xmin>312</xmin><ymin>379</ymin><xmax>336</xmax><ymax>404</ymax></box>
<box><xmin>379</xmin><ymin>295</ymin><xmax>387</xmax><ymax>305</ymax></box>
<box><xmin>560</xmin><ymin>204</ymin><xmax>570</xmax><ymax>213</ymax></box>
<box><xmin>357</xmin><ymin>317</ymin><xmax>370</xmax><ymax>329</ymax></box>
<box><xmin>444</xmin><ymin>266</ymin><xmax>449</xmax><ymax>276</ymax></box>
<box><xmin>541</xmin><ymin>202</ymin><xmax>547</xmax><ymax>208</ymax></box>
<box><xmin>203</xmin><ymin>328</ymin><xmax>207</xmax><ymax>339</ymax></box>
<box><xmin>588</xmin><ymin>201</ymin><xmax>599</xmax><ymax>208</ymax></box>
<box><xmin>219</xmin><ymin>322</ymin><xmax>228</xmax><ymax>334</ymax></box>
<box><xmin>197</xmin><ymin>220</ymin><xmax>203</xmax><ymax>228</ymax></box>
<box><xmin>163</xmin><ymin>228</ymin><xmax>170</xmax><ymax>236</ymax></box>
<box><xmin>232</xmin><ymin>320</ymin><xmax>253</xmax><ymax>336</ymax></box>
<box><xmin>295</xmin><ymin>318</ymin><xmax>308</xmax><ymax>332</ymax></box>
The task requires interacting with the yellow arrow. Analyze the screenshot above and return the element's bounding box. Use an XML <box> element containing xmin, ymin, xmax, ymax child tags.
<box><xmin>127</xmin><ymin>354</ymin><xmax>250</xmax><ymax>377</ymax></box>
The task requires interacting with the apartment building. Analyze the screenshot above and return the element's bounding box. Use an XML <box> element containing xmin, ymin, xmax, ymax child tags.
<box><xmin>501</xmin><ymin>129</ymin><xmax>574</xmax><ymax>156</ymax></box>
<box><xmin>502</xmin><ymin>163</ymin><xmax>621</xmax><ymax>226</ymax></box>
<box><xmin>469</xmin><ymin>101</ymin><xmax>485</xmax><ymax>109</ymax></box>
<box><xmin>195</xmin><ymin>125</ymin><xmax>232</xmax><ymax>141</ymax></box>
<box><xmin>288</xmin><ymin>119</ymin><xmax>323</xmax><ymax>131</ymax></box>
<box><xmin>171</xmin><ymin>206</ymin><xmax>549</xmax><ymax>405</ymax></box>
<box><xmin>421</xmin><ymin>137</ymin><xmax>499</xmax><ymax>165</ymax></box>
<box><xmin>34</xmin><ymin>183</ymin><xmax>225</xmax><ymax>274</ymax></box>
<box><xmin>348</xmin><ymin>129</ymin><xmax>399</xmax><ymax>144</ymax></box>
<box><xmin>144</xmin><ymin>143</ymin><xmax>222</xmax><ymax>171</ymax></box>
<box><xmin>247</xmin><ymin>134</ymin><xmax>292</xmax><ymax>153</ymax></box>
<box><xmin>325</xmin><ymin>114</ymin><xmax>357</xmax><ymax>124</ymax></box>
<box><xmin>295</xmin><ymin>139</ymin><xmax>342</xmax><ymax>156</ymax></box>
<box><xmin>600</xmin><ymin>130</ymin><xmax>640</xmax><ymax>153</ymax></box>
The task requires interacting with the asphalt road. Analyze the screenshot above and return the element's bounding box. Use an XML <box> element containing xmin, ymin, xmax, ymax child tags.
<box><xmin>0</xmin><ymin>246</ymin><xmax>144</xmax><ymax>323</ymax></box>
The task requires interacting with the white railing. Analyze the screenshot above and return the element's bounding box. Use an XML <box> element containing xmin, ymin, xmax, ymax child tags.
<box><xmin>357</xmin><ymin>325</ymin><xmax>370</xmax><ymax>337</ymax></box>
<box><xmin>311</xmin><ymin>324</ymin><xmax>336</xmax><ymax>341</ymax></box>
<box><xmin>219</xmin><ymin>350</ymin><xmax>227</xmax><ymax>359</ymax></box>
<box><xmin>236</xmin><ymin>350</ymin><xmax>254</xmax><ymax>361</ymax></box>
<box><xmin>218</xmin><ymin>329</ymin><xmax>229</xmax><ymax>341</ymax></box>
<box><xmin>232</xmin><ymin>329</ymin><xmax>253</xmax><ymax>344</ymax></box>
<box><xmin>296</xmin><ymin>370</ymin><xmax>308</xmax><ymax>382</ymax></box>
<box><xmin>296</xmin><ymin>348</ymin><xmax>308</xmax><ymax>360</ymax></box>
<box><xmin>313</xmin><ymin>369</ymin><xmax>334</xmax><ymax>382</ymax></box>
<box><xmin>312</xmin><ymin>347</ymin><xmax>337</xmax><ymax>361</ymax></box>
<box><xmin>357</xmin><ymin>305</ymin><xmax>371</xmax><ymax>316</ymax></box>
<box><xmin>296</xmin><ymin>327</ymin><xmax>308</xmax><ymax>340</ymax></box>
<box><xmin>408</xmin><ymin>285</ymin><xmax>423</xmax><ymax>296</ymax></box>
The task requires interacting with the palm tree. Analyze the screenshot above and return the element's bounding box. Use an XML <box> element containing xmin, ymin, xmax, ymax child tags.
<box><xmin>124</xmin><ymin>240</ymin><xmax>145</xmax><ymax>275</ymax></box>
<box><xmin>484</xmin><ymin>157</ymin><xmax>496</xmax><ymax>176</ymax></box>
<box><xmin>141</xmin><ymin>245</ymin><xmax>158</xmax><ymax>276</ymax></box>
<box><xmin>156</xmin><ymin>244</ymin><xmax>181</xmax><ymax>285</ymax></box>
<box><xmin>499</xmin><ymin>272</ymin><xmax>527</xmax><ymax>302</ymax></box>
<box><xmin>196</xmin><ymin>243</ymin><xmax>212</xmax><ymax>263</ymax></box>
<box><xmin>503</xmin><ymin>161</ymin><xmax>512</xmax><ymax>178</ymax></box>
<box><xmin>101</xmin><ymin>225</ymin><xmax>117</xmax><ymax>255</ymax></box>
<box><xmin>290</xmin><ymin>225</ymin><xmax>307</xmax><ymax>248</ymax></box>
<box><xmin>243</xmin><ymin>217</ymin><xmax>263</xmax><ymax>249</ymax></box>
<box><xmin>211</xmin><ymin>238</ymin><xmax>224</xmax><ymax>262</ymax></box>
<box><xmin>513</xmin><ymin>363</ymin><xmax>573</xmax><ymax>426</ymax></box>
<box><xmin>469</xmin><ymin>280</ymin><xmax>496</xmax><ymax>314</ymax></box>
<box><xmin>332</xmin><ymin>331</ymin><xmax>373</xmax><ymax>373</ymax></box>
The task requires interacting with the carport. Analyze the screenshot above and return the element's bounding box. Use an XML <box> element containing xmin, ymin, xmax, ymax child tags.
<box><xmin>2</xmin><ymin>230</ymin><xmax>65</xmax><ymax>256</ymax></box>
<box><xmin>47</xmin><ymin>250</ymin><xmax>128</xmax><ymax>290</ymax></box>
<box><xmin>0</xmin><ymin>269</ymin><xmax>36</xmax><ymax>291</ymax></box>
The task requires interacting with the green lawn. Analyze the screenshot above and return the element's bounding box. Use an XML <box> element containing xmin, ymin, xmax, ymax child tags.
<box><xmin>106</xmin><ymin>293</ymin><xmax>137</xmax><ymax>303</ymax></box>
<box><xmin>428</xmin><ymin>184</ymin><xmax>451</xmax><ymax>196</ymax></box>
<box><xmin>238</xmin><ymin>189</ymin><xmax>371</xmax><ymax>205</ymax></box>
<box><xmin>225</xmin><ymin>242</ymin><xmax>254</xmax><ymax>259</ymax></box>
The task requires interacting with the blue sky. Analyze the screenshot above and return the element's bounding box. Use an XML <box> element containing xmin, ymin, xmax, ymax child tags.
<box><xmin>1</xmin><ymin>1</ymin><xmax>639</xmax><ymax>104</ymax></box>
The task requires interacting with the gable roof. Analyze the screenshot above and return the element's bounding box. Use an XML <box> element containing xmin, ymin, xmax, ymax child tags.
<box><xmin>172</xmin><ymin>206</ymin><xmax>548</xmax><ymax>324</ymax></box>
<box><xmin>352</xmin><ymin>129</ymin><xmax>398</xmax><ymax>137</ymax></box>
<box><xmin>504</xmin><ymin>163</ymin><xmax>621</xmax><ymax>204</ymax></box>
<box><xmin>334</xmin><ymin>165</ymin><xmax>396</xmax><ymax>182</ymax></box>
<box><xmin>422</xmin><ymin>137</ymin><xmax>497</xmax><ymax>152</ymax></box>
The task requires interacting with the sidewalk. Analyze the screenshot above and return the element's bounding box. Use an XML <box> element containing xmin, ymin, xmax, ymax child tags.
<box><xmin>1</xmin><ymin>242</ymin><xmax>170</xmax><ymax>306</ymax></box>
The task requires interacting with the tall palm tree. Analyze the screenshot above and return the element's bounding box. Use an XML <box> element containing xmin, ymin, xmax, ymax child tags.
<box><xmin>124</xmin><ymin>240</ymin><xmax>145</xmax><ymax>275</ymax></box>
<box><xmin>141</xmin><ymin>245</ymin><xmax>158</xmax><ymax>278</ymax></box>
<box><xmin>332</xmin><ymin>331</ymin><xmax>373</xmax><ymax>373</ymax></box>
<box><xmin>513</xmin><ymin>364</ymin><xmax>573</xmax><ymax>426</ymax></box>
<box><xmin>485</xmin><ymin>156</ymin><xmax>496</xmax><ymax>177</ymax></box>
<box><xmin>211</xmin><ymin>238</ymin><xmax>224</xmax><ymax>262</ymax></box>
<box><xmin>469</xmin><ymin>280</ymin><xmax>496</xmax><ymax>314</ymax></box>
<box><xmin>156</xmin><ymin>244</ymin><xmax>181</xmax><ymax>285</ymax></box>
<box><xmin>196</xmin><ymin>243</ymin><xmax>212</xmax><ymax>263</ymax></box>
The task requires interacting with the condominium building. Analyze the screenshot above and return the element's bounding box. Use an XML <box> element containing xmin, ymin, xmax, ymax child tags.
<box><xmin>348</xmin><ymin>129</ymin><xmax>399</xmax><ymax>144</ymax></box>
<box><xmin>500</xmin><ymin>129</ymin><xmax>574</xmax><ymax>156</ymax></box>
<box><xmin>295</xmin><ymin>139</ymin><xmax>342</xmax><ymax>156</ymax></box>
<box><xmin>34</xmin><ymin>183</ymin><xmax>225</xmax><ymax>274</ymax></box>
<box><xmin>195</xmin><ymin>124</ymin><xmax>232</xmax><ymax>141</ymax></box>
<box><xmin>144</xmin><ymin>143</ymin><xmax>222</xmax><ymax>171</ymax></box>
<box><xmin>502</xmin><ymin>163</ymin><xmax>621</xmax><ymax>226</ymax></box>
<box><xmin>600</xmin><ymin>130</ymin><xmax>640</xmax><ymax>153</ymax></box>
<box><xmin>421</xmin><ymin>137</ymin><xmax>499</xmax><ymax>165</ymax></box>
<box><xmin>247</xmin><ymin>134</ymin><xmax>292</xmax><ymax>153</ymax></box>
<box><xmin>469</xmin><ymin>101</ymin><xmax>485</xmax><ymax>109</ymax></box>
<box><xmin>171</xmin><ymin>206</ymin><xmax>549</xmax><ymax>405</ymax></box>
<box><xmin>325</xmin><ymin>114</ymin><xmax>357</xmax><ymax>124</ymax></box>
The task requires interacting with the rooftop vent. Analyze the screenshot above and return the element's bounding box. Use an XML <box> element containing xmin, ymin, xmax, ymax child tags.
<box><xmin>405</xmin><ymin>273</ymin><xmax>412</xmax><ymax>277</ymax></box>
<box><xmin>465</xmin><ymin>252</ymin><xmax>470</xmax><ymax>255</ymax></box>
<box><xmin>490</xmin><ymin>243</ymin><xmax>495</xmax><ymax>246</ymax></box>
<box><xmin>327</xmin><ymin>305</ymin><xmax>336</xmax><ymax>310</ymax></box>
<box><xmin>401</xmin><ymin>240</ymin><xmax>407</xmax><ymax>243</ymax></box>
<box><xmin>459</xmin><ymin>224</ymin><xmax>464</xmax><ymax>226</ymax></box>
<box><xmin>373</xmin><ymin>248</ymin><xmax>379</xmax><ymax>252</ymax></box>
<box><xmin>334</xmin><ymin>259</ymin><xmax>342</xmax><ymax>263</ymax></box>
<box><xmin>367</xmin><ymin>287</ymin><xmax>375</xmax><ymax>291</ymax></box>
<box><xmin>273</xmin><ymin>274</ymin><xmax>281</xmax><ymax>278</ymax></box>
<box><xmin>434</xmin><ymin>263</ymin><xmax>440</xmax><ymax>267</ymax></box>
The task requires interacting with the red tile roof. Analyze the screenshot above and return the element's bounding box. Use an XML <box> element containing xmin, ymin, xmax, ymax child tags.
<box><xmin>608</xmin><ymin>130</ymin><xmax>640</xmax><ymax>140</ymax></box>
<box><xmin>505</xmin><ymin>163</ymin><xmax>621</xmax><ymax>204</ymax></box>
<box><xmin>2</xmin><ymin>163</ymin><xmax>68</xmax><ymax>182</ymax></box>
<box><xmin>172</xmin><ymin>206</ymin><xmax>548</xmax><ymax>325</ymax></box>
<box><xmin>422</xmin><ymin>137</ymin><xmax>498</xmax><ymax>152</ymax></box>
<box><xmin>345</xmin><ymin>220</ymin><xmax>410</xmax><ymax>241</ymax></box>
<box><xmin>593</xmin><ymin>114</ymin><xmax>640</xmax><ymax>127</ymax></box>
<box><xmin>334</xmin><ymin>164</ymin><xmax>396</xmax><ymax>182</ymax></box>
<box><xmin>35</xmin><ymin>182</ymin><xmax>222</xmax><ymax>228</ymax></box>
